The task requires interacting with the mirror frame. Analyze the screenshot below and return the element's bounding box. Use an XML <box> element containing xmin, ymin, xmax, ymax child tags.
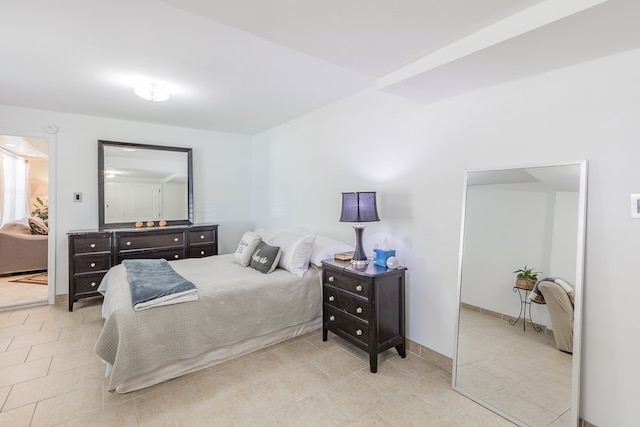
<box><xmin>452</xmin><ymin>160</ymin><xmax>588</xmax><ymax>426</ymax></box>
<box><xmin>98</xmin><ymin>140</ymin><xmax>194</xmax><ymax>229</ymax></box>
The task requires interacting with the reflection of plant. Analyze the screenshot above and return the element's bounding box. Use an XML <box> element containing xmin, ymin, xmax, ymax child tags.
<box><xmin>31</xmin><ymin>197</ymin><xmax>49</xmax><ymax>220</ymax></box>
<box><xmin>513</xmin><ymin>265</ymin><xmax>540</xmax><ymax>281</ymax></box>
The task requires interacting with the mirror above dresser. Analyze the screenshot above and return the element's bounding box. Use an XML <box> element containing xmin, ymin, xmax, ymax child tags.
<box><xmin>98</xmin><ymin>140</ymin><xmax>193</xmax><ymax>229</ymax></box>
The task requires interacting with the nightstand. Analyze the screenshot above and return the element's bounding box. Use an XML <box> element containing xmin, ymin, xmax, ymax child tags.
<box><xmin>321</xmin><ymin>259</ymin><xmax>406</xmax><ymax>373</ymax></box>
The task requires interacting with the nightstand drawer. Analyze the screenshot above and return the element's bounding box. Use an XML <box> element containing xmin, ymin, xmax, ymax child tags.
<box><xmin>324</xmin><ymin>271</ymin><xmax>370</xmax><ymax>299</ymax></box>
<box><xmin>73</xmin><ymin>253</ymin><xmax>111</xmax><ymax>273</ymax></box>
<box><xmin>324</xmin><ymin>286</ymin><xmax>370</xmax><ymax>321</ymax></box>
<box><xmin>74</xmin><ymin>273</ymin><xmax>105</xmax><ymax>294</ymax></box>
<box><xmin>325</xmin><ymin>306</ymin><xmax>369</xmax><ymax>346</ymax></box>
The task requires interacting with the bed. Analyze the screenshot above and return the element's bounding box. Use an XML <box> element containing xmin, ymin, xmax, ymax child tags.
<box><xmin>94</xmin><ymin>253</ymin><xmax>323</xmax><ymax>393</ymax></box>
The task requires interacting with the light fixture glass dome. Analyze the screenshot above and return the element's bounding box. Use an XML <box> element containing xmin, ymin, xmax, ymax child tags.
<box><xmin>134</xmin><ymin>83</ymin><xmax>170</xmax><ymax>102</ymax></box>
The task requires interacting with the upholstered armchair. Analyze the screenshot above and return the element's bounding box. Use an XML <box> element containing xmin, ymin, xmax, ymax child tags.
<box><xmin>538</xmin><ymin>280</ymin><xmax>574</xmax><ymax>353</ymax></box>
<box><xmin>0</xmin><ymin>219</ymin><xmax>48</xmax><ymax>275</ymax></box>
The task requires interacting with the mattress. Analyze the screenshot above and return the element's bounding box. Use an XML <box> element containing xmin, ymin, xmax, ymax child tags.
<box><xmin>94</xmin><ymin>253</ymin><xmax>322</xmax><ymax>393</ymax></box>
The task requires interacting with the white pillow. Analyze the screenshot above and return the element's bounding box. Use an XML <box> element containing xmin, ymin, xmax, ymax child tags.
<box><xmin>233</xmin><ymin>231</ymin><xmax>262</xmax><ymax>267</ymax></box>
<box><xmin>265</xmin><ymin>230</ymin><xmax>316</xmax><ymax>277</ymax></box>
<box><xmin>309</xmin><ymin>235</ymin><xmax>354</xmax><ymax>267</ymax></box>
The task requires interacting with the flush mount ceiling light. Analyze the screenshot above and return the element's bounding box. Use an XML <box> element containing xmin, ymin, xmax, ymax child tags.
<box><xmin>133</xmin><ymin>83</ymin><xmax>170</xmax><ymax>102</ymax></box>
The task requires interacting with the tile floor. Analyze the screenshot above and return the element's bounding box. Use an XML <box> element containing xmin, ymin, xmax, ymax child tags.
<box><xmin>0</xmin><ymin>299</ymin><xmax>517</xmax><ymax>427</ymax></box>
<box><xmin>0</xmin><ymin>273</ymin><xmax>48</xmax><ymax>311</ymax></box>
<box><xmin>456</xmin><ymin>307</ymin><xmax>573</xmax><ymax>427</ymax></box>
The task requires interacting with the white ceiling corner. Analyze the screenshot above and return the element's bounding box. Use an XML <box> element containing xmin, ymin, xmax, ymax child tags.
<box><xmin>0</xmin><ymin>0</ymin><xmax>637</xmax><ymax>134</ymax></box>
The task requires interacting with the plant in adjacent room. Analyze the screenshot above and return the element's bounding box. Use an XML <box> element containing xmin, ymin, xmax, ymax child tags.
<box><xmin>513</xmin><ymin>265</ymin><xmax>540</xmax><ymax>281</ymax></box>
<box><xmin>31</xmin><ymin>197</ymin><xmax>49</xmax><ymax>220</ymax></box>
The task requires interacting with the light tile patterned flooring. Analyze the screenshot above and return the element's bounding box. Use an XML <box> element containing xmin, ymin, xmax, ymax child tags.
<box><xmin>456</xmin><ymin>307</ymin><xmax>573</xmax><ymax>426</ymax></box>
<box><xmin>0</xmin><ymin>273</ymin><xmax>48</xmax><ymax>311</ymax></box>
<box><xmin>1</xmin><ymin>299</ymin><xmax>517</xmax><ymax>427</ymax></box>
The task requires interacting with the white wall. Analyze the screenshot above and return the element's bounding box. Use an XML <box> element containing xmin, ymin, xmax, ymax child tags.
<box><xmin>251</xmin><ymin>48</ymin><xmax>640</xmax><ymax>426</ymax></box>
<box><xmin>461</xmin><ymin>182</ymin><xmax>552</xmax><ymax>325</ymax></box>
<box><xmin>0</xmin><ymin>105</ymin><xmax>254</xmax><ymax>296</ymax></box>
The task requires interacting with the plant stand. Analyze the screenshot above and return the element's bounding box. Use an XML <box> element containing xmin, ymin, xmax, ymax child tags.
<box><xmin>509</xmin><ymin>284</ymin><xmax>542</xmax><ymax>332</ymax></box>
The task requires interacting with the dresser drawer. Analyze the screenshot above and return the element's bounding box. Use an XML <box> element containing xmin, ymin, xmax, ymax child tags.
<box><xmin>188</xmin><ymin>245</ymin><xmax>216</xmax><ymax>258</ymax></box>
<box><xmin>118</xmin><ymin>248</ymin><xmax>185</xmax><ymax>261</ymax></box>
<box><xmin>324</xmin><ymin>270</ymin><xmax>370</xmax><ymax>299</ymax></box>
<box><xmin>73</xmin><ymin>235</ymin><xmax>111</xmax><ymax>254</ymax></box>
<box><xmin>325</xmin><ymin>306</ymin><xmax>369</xmax><ymax>346</ymax></box>
<box><xmin>324</xmin><ymin>285</ymin><xmax>370</xmax><ymax>322</ymax></box>
<box><xmin>73</xmin><ymin>253</ymin><xmax>112</xmax><ymax>273</ymax></box>
<box><xmin>118</xmin><ymin>232</ymin><xmax>184</xmax><ymax>250</ymax></box>
<box><xmin>74</xmin><ymin>273</ymin><xmax>105</xmax><ymax>294</ymax></box>
<box><xmin>189</xmin><ymin>229</ymin><xmax>215</xmax><ymax>244</ymax></box>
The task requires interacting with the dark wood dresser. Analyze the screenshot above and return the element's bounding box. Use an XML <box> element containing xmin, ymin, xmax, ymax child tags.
<box><xmin>321</xmin><ymin>259</ymin><xmax>406</xmax><ymax>373</ymax></box>
<box><xmin>67</xmin><ymin>224</ymin><xmax>218</xmax><ymax>311</ymax></box>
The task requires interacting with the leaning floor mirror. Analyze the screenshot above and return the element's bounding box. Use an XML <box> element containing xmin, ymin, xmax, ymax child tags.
<box><xmin>453</xmin><ymin>161</ymin><xmax>587</xmax><ymax>426</ymax></box>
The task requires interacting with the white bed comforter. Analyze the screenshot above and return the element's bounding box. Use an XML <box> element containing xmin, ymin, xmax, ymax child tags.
<box><xmin>94</xmin><ymin>254</ymin><xmax>322</xmax><ymax>392</ymax></box>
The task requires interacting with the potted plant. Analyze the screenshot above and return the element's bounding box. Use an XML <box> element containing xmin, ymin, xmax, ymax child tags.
<box><xmin>513</xmin><ymin>265</ymin><xmax>540</xmax><ymax>290</ymax></box>
<box><xmin>31</xmin><ymin>197</ymin><xmax>49</xmax><ymax>221</ymax></box>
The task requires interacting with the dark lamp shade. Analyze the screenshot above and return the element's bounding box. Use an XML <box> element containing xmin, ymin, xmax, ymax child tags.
<box><xmin>340</xmin><ymin>192</ymin><xmax>380</xmax><ymax>223</ymax></box>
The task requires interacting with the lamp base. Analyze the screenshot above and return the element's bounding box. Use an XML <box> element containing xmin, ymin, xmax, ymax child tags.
<box><xmin>352</xmin><ymin>224</ymin><xmax>368</xmax><ymax>268</ymax></box>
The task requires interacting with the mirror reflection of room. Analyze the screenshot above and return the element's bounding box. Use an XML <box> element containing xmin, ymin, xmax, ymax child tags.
<box><xmin>455</xmin><ymin>163</ymin><xmax>584</xmax><ymax>427</ymax></box>
<box><xmin>102</xmin><ymin>144</ymin><xmax>189</xmax><ymax>224</ymax></box>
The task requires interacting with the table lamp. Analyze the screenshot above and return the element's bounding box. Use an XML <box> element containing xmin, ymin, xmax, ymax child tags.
<box><xmin>340</xmin><ymin>192</ymin><xmax>380</xmax><ymax>267</ymax></box>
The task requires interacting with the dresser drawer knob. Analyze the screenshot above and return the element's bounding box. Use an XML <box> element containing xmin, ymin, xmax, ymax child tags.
<box><xmin>355</xmin><ymin>285</ymin><xmax>363</xmax><ymax>292</ymax></box>
<box><xmin>356</xmin><ymin>329</ymin><xmax>363</xmax><ymax>336</ymax></box>
<box><xmin>200</xmin><ymin>235</ymin><xmax>205</xmax><ymax>239</ymax></box>
<box><xmin>174</xmin><ymin>255</ymin><xmax>179</xmax><ymax>259</ymax></box>
<box><xmin>328</xmin><ymin>295</ymin><xmax>335</xmax><ymax>302</ymax></box>
<box><xmin>90</xmin><ymin>243</ymin><xmax>96</xmax><ymax>248</ymax></box>
<box><xmin>329</xmin><ymin>315</ymin><xmax>335</xmax><ymax>321</ymax></box>
<box><xmin>90</xmin><ymin>263</ymin><xmax>96</xmax><ymax>268</ymax></box>
<box><xmin>174</xmin><ymin>237</ymin><xmax>179</xmax><ymax>242</ymax></box>
<box><xmin>126</xmin><ymin>241</ymin><xmax>131</xmax><ymax>246</ymax></box>
<box><xmin>356</xmin><ymin>307</ymin><xmax>363</xmax><ymax>314</ymax></box>
<box><xmin>200</xmin><ymin>250</ymin><xmax>205</xmax><ymax>255</ymax></box>
<box><xmin>91</xmin><ymin>282</ymin><xmax>97</xmax><ymax>287</ymax></box>
<box><xmin>328</xmin><ymin>276</ymin><xmax>335</xmax><ymax>282</ymax></box>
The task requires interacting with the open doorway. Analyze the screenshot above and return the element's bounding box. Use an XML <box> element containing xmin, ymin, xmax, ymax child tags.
<box><xmin>0</xmin><ymin>134</ymin><xmax>49</xmax><ymax>310</ymax></box>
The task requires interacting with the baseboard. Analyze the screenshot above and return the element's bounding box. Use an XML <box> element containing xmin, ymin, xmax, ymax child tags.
<box><xmin>406</xmin><ymin>338</ymin><xmax>453</xmax><ymax>374</ymax></box>
<box><xmin>460</xmin><ymin>301</ymin><xmax>555</xmax><ymax>338</ymax></box>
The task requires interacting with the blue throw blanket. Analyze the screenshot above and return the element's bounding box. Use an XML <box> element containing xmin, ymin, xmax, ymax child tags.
<box><xmin>122</xmin><ymin>259</ymin><xmax>198</xmax><ymax>311</ymax></box>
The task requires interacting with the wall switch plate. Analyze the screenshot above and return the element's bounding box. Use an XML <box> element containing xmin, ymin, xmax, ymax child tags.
<box><xmin>74</xmin><ymin>192</ymin><xmax>82</xmax><ymax>203</ymax></box>
<box><xmin>631</xmin><ymin>194</ymin><xmax>640</xmax><ymax>218</ymax></box>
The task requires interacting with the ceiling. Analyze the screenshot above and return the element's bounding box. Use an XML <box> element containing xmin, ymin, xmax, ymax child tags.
<box><xmin>0</xmin><ymin>0</ymin><xmax>637</xmax><ymax>135</ymax></box>
<box><xmin>468</xmin><ymin>164</ymin><xmax>582</xmax><ymax>191</ymax></box>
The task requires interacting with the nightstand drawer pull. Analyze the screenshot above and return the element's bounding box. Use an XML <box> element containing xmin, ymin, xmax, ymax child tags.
<box><xmin>356</xmin><ymin>329</ymin><xmax>363</xmax><ymax>336</ymax></box>
<box><xmin>328</xmin><ymin>276</ymin><xmax>335</xmax><ymax>282</ymax></box>
<box><xmin>174</xmin><ymin>237</ymin><xmax>179</xmax><ymax>242</ymax></box>
<box><xmin>200</xmin><ymin>235</ymin><xmax>205</xmax><ymax>239</ymax></box>
<box><xmin>328</xmin><ymin>295</ymin><xmax>335</xmax><ymax>302</ymax></box>
<box><xmin>356</xmin><ymin>307</ymin><xmax>363</xmax><ymax>314</ymax></box>
<box><xmin>91</xmin><ymin>282</ymin><xmax>97</xmax><ymax>287</ymax></box>
<box><xmin>90</xmin><ymin>263</ymin><xmax>96</xmax><ymax>268</ymax></box>
<box><xmin>90</xmin><ymin>243</ymin><xmax>96</xmax><ymax>248</ymax></box>
<box><xmin>174</xmin><ymin>255</ymin><xmax>179</xmax><ymax>259</ymax></box>
<box><xmin>126</xmin><ymin>241</ymin><xmax>131</xmax><ymax>246</ymax></box>
<box><xmin>355</xmin><ymin>285</ymin><xmax>363</xmax><ymax>292</ymax></box>
<box><xmin>200</xmin><ymin>250</ymin><xmax>205</xmax><ymax>255</ymax></box>
<box><xmin>329</xmin><ymin>315</ymin><xmax>335</xmax><ymax>321</ymax></box>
